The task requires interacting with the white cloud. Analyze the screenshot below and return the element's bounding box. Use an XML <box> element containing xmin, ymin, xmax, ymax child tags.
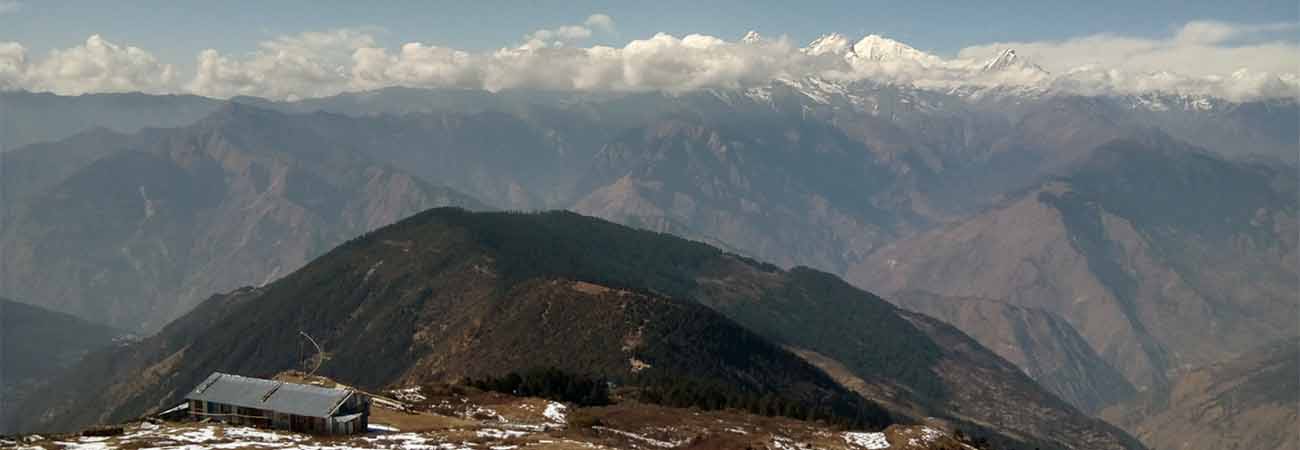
<box><xmin>958</xmin><ymin>23</ymin><xmax>1300</xmax><ymax>76</ymax></box>
<box><xmin>0</xmin><ymin>42</ymin><xmax>25</xmax><ymax>89</ymax></box>
<box><xmin>350</xmin><ymin>43</ymin><xmax>481</xmax><ymax>91</ymax></box>
<box><xmin>0</xmin><ymin>18</ymin><xmax>1296</xmax><ymax>101</ymax></box>
<box><xmin>525</xmin><ymin>25</ymin><xmax>592</xmax><ymax>44</ymax></box>
<box><xmin>1173</xmin><ymin>20</ymin><xmax>1298</xmax><ymax>45</ymax></box>
<box><xmin>521</xmin><ymin>13</ymin><xmax>617</xmax><ymax>49</ymax></box>
<box><xmin>0</xmin><ymin>1</ymin><xmax>21</xmax><ymax>15</ymax></box>
<box><xmin>956</xmin><ymin>20</ymin><xmax>1300</xmax><ymax>98</ymax></box>
<box><xmin>19</xmin><ymin>35</ymin><xmax>178</xmax><ymax>95</ymax></box>
<box><xmin>584</xmin><ymin>14</ymin><xmax>615</xmax><ymax>33</ymax></box>
<box><xmin>188</xmin><ymin>28</ymin><xmax>375</xmax><ymax>100</ymax></box>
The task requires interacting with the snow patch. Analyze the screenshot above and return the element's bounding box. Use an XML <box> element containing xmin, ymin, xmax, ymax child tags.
<box><xmin>223</xmin><ymin>426</ymin><xmax>304</xmax><ymax>442</ymax></box>
<box><xmin>592</xmin><ymin>426</ymin><xmax>683</xmax><ymax>448</ymax></box>
<box><xmin>474</xmin><ymin>428</ymin><xmax>529</xmax><ymax>439</ymax></box>
<box><xmin>543</xmin><ymin>402</ymin><xmax>568</xmax><ymax>424</ymax></box>
<box><xmin>390</xmin><ymin>386</ymin><xmax>426</xmax><ymax>403</ymax></box>
<box><xmin>770</xmin><ymin>436</ymin><xmax>817</xmax><ymax>450</ymax></box>
<box><xmin>843</xmin><ymin>431</ymin><xmax>889</xmax><ymax>449</ymax></box>
<box><xmin>906</xmin><ymin>426</ymin><xmax>944</xmax><ymax>447</ymax></box>
<box><xmin>363</xmin><ymin>260</ymin><xmax>385</xmax><ymax>283</ymax></box>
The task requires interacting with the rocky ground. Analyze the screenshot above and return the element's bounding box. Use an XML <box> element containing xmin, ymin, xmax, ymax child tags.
<box><xmin>2</xmin><ymin>380</ymin><xmax>982</xmax><ymax>450</ymax></box>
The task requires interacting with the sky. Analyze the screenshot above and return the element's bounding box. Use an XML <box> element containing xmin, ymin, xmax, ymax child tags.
<box><xmin>1</xmin><ymin>0</ymin><xmax>1297</xmax><ymax>100</ymax></box>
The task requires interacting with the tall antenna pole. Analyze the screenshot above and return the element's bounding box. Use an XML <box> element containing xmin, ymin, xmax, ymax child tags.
<box><xmin>299</xmin><ymin>331</ymin><xmax>324</xmax><ymax>377</ymax></box>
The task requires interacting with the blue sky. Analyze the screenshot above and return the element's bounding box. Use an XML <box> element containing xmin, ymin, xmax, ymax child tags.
<box><xmin>4</xmin><ymin>0</ymin><xmax>1297</xmax><ymax>61</ymax></box>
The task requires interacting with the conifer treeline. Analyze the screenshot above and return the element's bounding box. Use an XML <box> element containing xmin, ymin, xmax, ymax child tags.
<box><xmin>467</xmin><ymin>367</ymin><xmax>889</xmax><ymax>430</ymax></box>
<box><xmin>467</xmin><ymin>367</ymin><xmax>612</xmax><ymax>406</ymax></box>
<box><xmin>633</xmin><ymin>374</ymin><xmax>889</xmax><ymax>430</ymax></box>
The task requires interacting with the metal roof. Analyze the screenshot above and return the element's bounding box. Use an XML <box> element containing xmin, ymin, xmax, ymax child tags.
<box><xmin>185</xmin><ymin>372</ymin><xmax>354</xmax><ymax>418</ymax></box>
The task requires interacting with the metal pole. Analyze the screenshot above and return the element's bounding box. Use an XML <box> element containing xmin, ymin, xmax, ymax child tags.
<box><xmin>300</xmin><ymin>331</ymin><xmax>324</xmax><ymax>377</ymax></box>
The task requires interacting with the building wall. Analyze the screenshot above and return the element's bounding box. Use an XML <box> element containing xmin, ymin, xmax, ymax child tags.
<box><xmin>185</xmin><ymin>392</ymin><xmax>371</xmax><ymax>435</ymax></box>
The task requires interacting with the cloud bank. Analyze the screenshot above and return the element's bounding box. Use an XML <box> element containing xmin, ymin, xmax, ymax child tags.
<box><xmin>1</xmin><ymin>35</ymin><xmax>178</xmax><ymax>94</ymax></box>
<box><xmin>1</xmin><ymin>18</ymin><xmax>1296</xmax><ymax>101</ymax></box>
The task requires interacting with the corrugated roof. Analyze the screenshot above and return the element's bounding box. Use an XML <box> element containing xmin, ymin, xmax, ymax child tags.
<box><xmin>185</xmin><ymin>372</ymin><xmax>353</xmax><ymax>418</ymax></box>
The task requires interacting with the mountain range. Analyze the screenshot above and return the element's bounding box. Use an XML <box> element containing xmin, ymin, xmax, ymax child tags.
<box><xmin>1</xmin><ymin>75</ymin><xmax>1295</xmax><ymax>449</ymax></box>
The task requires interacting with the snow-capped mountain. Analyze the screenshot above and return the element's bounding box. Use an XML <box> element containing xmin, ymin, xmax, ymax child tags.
<box><xmin>805</xmin><ymin>33</ymin><xmax>943</xmax><ymax>67</ymax></box>
<box><xmin>794</xmin><ymin>33</ymin><xmax>1297</xmax><ymax>104</ymax></box>
<box><xmin>979</xmin><ymin>49</ymin><xmax>1044</xmax><ymax>74</ymax></box>
<box><xmin>804</xmin><ymin>32</ymin><xmax>854</xmax><ymax>56</ymax></box>
<box><xmin>850</xmin><ymin>34</ymin><xmax>943</xmax><ymax>65</ymax></box>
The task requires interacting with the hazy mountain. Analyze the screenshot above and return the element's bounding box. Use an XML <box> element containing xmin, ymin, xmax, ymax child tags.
<box><xmin>0</xmin><ymin>103</ymin><xmax>485</xmax><ymax>332</ymax></box>
<box><xmin>1122</xmin><ymin>95</ymin><xmax>1299</xmax><ymax>162</ymax></box>
<box><xmin>19</xmin><ymin>208</ymin><xmax>1143</xmax><ymax>450</ymax></box>
<box><xmin>0</xmin><ymin>297</ymin><xmax>123</xmax><ymax>433</ymax></box>
<box><xmin>851</xmin><ymin>134</ymin><xmax>1298</xmax><ymax>393</ymax></box>
<box><xmin>0</xmin><ymin>91</ymin><xmax>223</xmax><ymax>151</ymax></box>
<box><xmin>4</xmin><ymin>84</ymin><xmax>1294</xmax><ymax>163</ymax></box>
<box><xmin>573</xmin><ymin>115</ymin><xmax>915</xmax><ymax>271</ymax></box>
<box><xmin>1101</xmin><ymin>338</ymin><xmax>1299</xmax><ymax>450</ymax></box>
<box><xmin>890</xmin><ymin>291</ymin><xmax>1135</xmax><ymax>413</ymax></box>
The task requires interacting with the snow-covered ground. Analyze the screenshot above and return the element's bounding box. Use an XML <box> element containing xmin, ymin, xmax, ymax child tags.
<box><xmin>3</xmin><ymin>388</ymin><xmax>969</xmax><ymax>450</ymax></box>
<box><xmin>7</xmin><ymin>423</ymin><xmax>510</xmax><ymax>450</ymax></box>
<box><xmin>4</xmin><ymin>420</ymin><xmax>967</xmax><ymax>450</ymax></box>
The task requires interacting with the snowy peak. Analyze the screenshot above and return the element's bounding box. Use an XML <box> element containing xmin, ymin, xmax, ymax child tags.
<box><xmin>980</xmin><ymin>49</ymin><xmax>1046</xmax><ymax>73</ymax></box>
<box><xmin>741</xmin><ymin>30</ymin><xmax>763</xmax><ymax>44</ymax></box>
<box><xmin>981</xmin><ymin>49</ymin><xmax>1018</xmax><ymax>71</ymax></box>
<box><xmin>805</xmin><ymin>33</ymin><xmax>852</xmax><ymax>56</ymax></box>
<box><xmin>850</xmin><ymin>34</ymin><xmax>940</xmax><ymax>65</ymax></box>
<box><xmin>804</xmin><ymin>33</ymin><xmax>939</xmax><ymax>65</ymax></box>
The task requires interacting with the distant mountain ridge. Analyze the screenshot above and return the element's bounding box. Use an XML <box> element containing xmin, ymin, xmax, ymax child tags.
<box><xmin>0</xmin><ymin>103</ymin><xmax>485</xmax><ymax>331</ymax></box>
<box><xmin>0</xmin><ymin>91</ymin><xmax>223</xmax><ymax>151</ymax></box>
<box><xmin>4</xmin><ymin>85</ymin><xmax>1295</xmax><ymax>163</ymax></box>
<box><xmin>852</xmin><ymin>134</ymin><xmax>1298</xmax><ymax>394</ymax></box>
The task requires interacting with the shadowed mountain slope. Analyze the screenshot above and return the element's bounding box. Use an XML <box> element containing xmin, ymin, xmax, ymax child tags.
<box><xmin>0</xmin><ymin>298</ymin><xmax>123</xmax><ymax>433</ymax></box>
<box><xmin>889</xmin><ymin>291</ymin><xmax>1135</xmax><ymax>413</ymax></box>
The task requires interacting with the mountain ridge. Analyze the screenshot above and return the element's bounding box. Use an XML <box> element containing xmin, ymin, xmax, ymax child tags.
<box><xmin>0</xmin><ymin>103</ymin><xmax>486</xmax><ymax>331</ymax></box>
<box><xmin>850</xmin><ymin>134</ymin><xmax>1298</xmax><ymax>395</ymax></box>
